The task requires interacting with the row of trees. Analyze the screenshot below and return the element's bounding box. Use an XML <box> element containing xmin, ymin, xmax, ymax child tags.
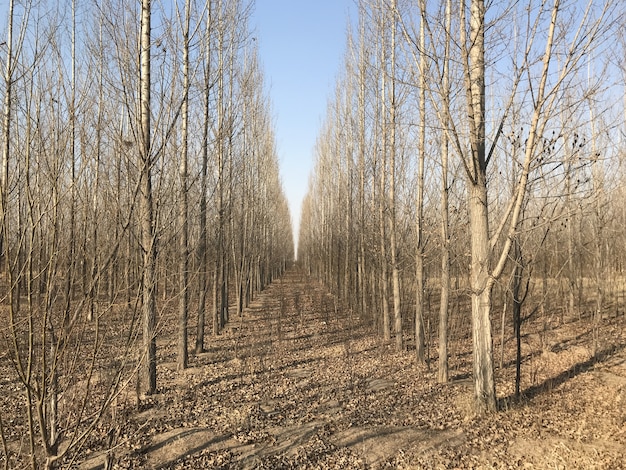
<box><xmin>0</xmin><ymin>0</ymin><xmax>293</xmax><ymax>467</ymax></box>
<box><xmin>298</xmin><ymin>0</ymin><xmax>623</xmax><ymax>412</ymax></box>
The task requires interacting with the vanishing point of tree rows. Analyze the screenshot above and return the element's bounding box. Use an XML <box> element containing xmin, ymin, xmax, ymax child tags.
<box><xmin>1</xmin><ymin>0</ymin><xmax>292</xmax><ymax>468</ymax></box>
<box><xmin>2</xmin><ymin>0</ymin><xmax>626</xmax><ymax>468</ymax></box>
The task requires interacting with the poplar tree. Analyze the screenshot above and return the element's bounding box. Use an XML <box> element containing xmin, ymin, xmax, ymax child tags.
<box><xmin>139</xmin><ymin>0</ymin><xmax>157</xmax><ymax>395</ymax></box>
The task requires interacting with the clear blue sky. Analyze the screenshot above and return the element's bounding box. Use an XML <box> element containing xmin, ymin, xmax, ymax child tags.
<box><xmin>251</xmin><ymin>0</ymin><xmax>356</xmax><ymax>251</ymax></box>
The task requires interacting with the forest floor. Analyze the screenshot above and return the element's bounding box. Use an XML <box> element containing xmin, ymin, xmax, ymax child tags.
<box><xmin>6</xmin><ymin>268</ymin><xmax>626</xmax><ymax>469</ymax></box>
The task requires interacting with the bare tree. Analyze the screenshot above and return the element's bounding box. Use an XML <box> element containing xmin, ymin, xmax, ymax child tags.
<box><xmin>437</xmin><ymin>0</ymin><xmax>452</xmax><ymax>382</ymax></box>
<box><xmin>413</xmin><ymin>0</ymin><xmax>427</xmax><ymax>363</ymax></box>
<box><xmin>377</xmin><ymin>1</ymin><xmax>391</xmax><ymax>342</ymax></box>
<box><xmin>139</xmin><ymin>0</ymin><xmax>157</xmax><ymax>395</ymax></box>
<box><xmin>177</xmin><ymin>0</ymin><xmax>192</xmax><ymax>371</ymax></box>
<box><xmin>196</xmin><ymin>0</ymin><xmax>214</xmax><ymax>354</ymax></box>
<box><xmin>0</xmin><ymin>0</ymin><xmax>17</xmax><ymax>271</ymax></box>
<box><xmin>387</xmin><ymin>0</ymin><xmax>403</xmax><ymax>352</ymax></box>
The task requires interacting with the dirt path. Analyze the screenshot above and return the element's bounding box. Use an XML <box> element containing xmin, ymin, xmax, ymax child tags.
<box><xmin>81</xmin><ymin>269</ymin><xmax>626</xmax><ymax>469</ymax></box>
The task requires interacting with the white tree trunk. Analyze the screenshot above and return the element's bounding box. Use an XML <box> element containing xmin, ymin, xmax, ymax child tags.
<box><xmin>140</xmin><ymin>0</ymin><xmax>157</xmax><ymax>395</ymax></box>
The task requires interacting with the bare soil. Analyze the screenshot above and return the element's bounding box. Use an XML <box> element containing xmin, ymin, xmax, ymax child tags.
<box><xmin>4</xmin><ymin>268</ymin><xmax>626</xmax><ymax>469</ymax></box>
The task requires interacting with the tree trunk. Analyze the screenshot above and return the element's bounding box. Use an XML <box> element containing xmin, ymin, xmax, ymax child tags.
<box><xmin>437</xmin><ymin>0</ymin><xmax>452</xmax><ymax>383</ymax></box>
<box><xmin>140</xmin><ymin>0</ymin><xmax>157</xmax><ymax>395</ymax></box>
<box><xmin>196</xmin><ymin>79</ymin><xmax>209</xmax><ymax>352</ymax></box>
<box><xmin>462</xmin><ymin>0</ymin><xmax>497</xmax><ymax>413</ymax></box>
<box><xmin>177</xmin><ymin>0</ymin><xmax>191</xmax><ymax>371</ymax></box>
<box><xmin>415</xmin><ymin>0</ymin><xmax>428</xmax><ymax>363</ymax></box>
<box><xmin>0</xmin><ymin>0</ymin><xmax>14</xmax><ymax>270</ymax></box>
<box><xmin>512</xmin><ymin>238</ymin><xmax>523</xmax><ymax>398</ymax></box>
<box><xmin>378</xmin><ymin>2</ymin><xmax>390</xmax><ymax>342</ymax></box>
<box><xmin>468</xmin><ymin>181</ymin><xmax>497</xmax><ymax>412</ymax></box>
<box><xmin>388</xmin><ymin>0</ymin><xmax>402</xmax><ymax>352</ymax></box>
<box><xmin>357</xmin><ymin>23</ymin><xmax>367</xmax><ymax>320</ymax></box>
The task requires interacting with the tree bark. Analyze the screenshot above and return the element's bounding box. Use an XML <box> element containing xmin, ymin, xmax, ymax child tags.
<box><xmin>177</xmin><ymin>0</ymin><xmax>191</xmax><ymax>371</ymax></box>
<box><xmin>388</xmin><ymin>0</ymin><xmax>402</xmax><ymax>352</ymax></box>
<box><xmin>437</xmin><ymin>0</ymin><xmax>452</xmax><ymax>383</ymax></box>
<box><xmin>414</xmin><ymin>0</ymin><xmax>428</xmax><ymax>363</ymax></box>
<box><xmin>512</xmin><ymin>238</ymin><xmax>523</xmax><ymax>398</ymax></box>
<box><xmin>0</xmin><ymin>0</ymin><xmax>14</xmax><ymax>270</ymax></box>
<box><xmin>196</xmin><ymin>0</ymin><xmax>212</xmax><ymax>354</ymax></box>
<box><xmin>468</xmin><ymin>180</ymin><xmax>497</xmax><ymax>412</ymax></box>
<box><xmin>378</xmin><ymin>2</ymin><xmax>390</xmax><ymax>342</ymax></box>
<box><xmin>463</xmin><ymin>0</ymin><xmax>497</xmax><ymax>413</ymax></box>
<box><xmin>140</xmin><ymin>0</ymin><xmax>157</xmax><ymax>395</ymax></box>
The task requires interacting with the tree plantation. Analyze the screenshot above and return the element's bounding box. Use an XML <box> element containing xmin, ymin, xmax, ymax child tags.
<box><xmin>1</xmin><ymin>0</ymin><xmax>625</xmax><ymax>469</ymax></box>
<box><xmin>299</xmin><ymin>0</ymin><xmax>625</xmax><ymax>410</ymax></box>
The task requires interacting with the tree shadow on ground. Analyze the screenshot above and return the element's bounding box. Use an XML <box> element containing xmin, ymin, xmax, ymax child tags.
<box><xmin>501</xmin><ymin>341</ymin><xmax>626</xmax><ymax>407</ymax></box>
<box><xmin>145</xmin><ymin>429</ymin><xmax>232</xmax><ymax>469</ymax></box>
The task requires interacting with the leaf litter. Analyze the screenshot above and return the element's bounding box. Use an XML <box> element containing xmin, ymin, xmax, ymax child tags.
<box><xmin>3</xmin><ymin>269</ymin><xmax>625</xmax><ymax>469</ymax></box>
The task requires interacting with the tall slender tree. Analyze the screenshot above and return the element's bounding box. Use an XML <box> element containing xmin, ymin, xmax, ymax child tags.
<box><xmin>437</xmin><ymin>0</ymin><xmax>452</xmax><ymax>383</ymax></box>
<box><xmin>414</xmin><ymin>0</ymin><xmax>427</xmax><ymax>363</ymax></box>
<box><xmin>139</xmin><ymin>0</ymin><xmax>157</xmax><ymax>395</ymax></box>
<box><xmin>378</xmin><ymin>1</ymin><xmax>390</xmax><ymax>341</ymax></box>
<box><xmin>177</xmin><ymin>0</ymin><xmax>192</xmax><ymax>371</ymax></box>
<box><xmin>388</xmin><ymin>0</ymin><xmax>403</xmax><ymax>352</ymax></box>
<box><xmin>196</xmin><ymin>0</ymin><xmax>214</xmax><ymax>354</ymax></box>
<box><xmin>0</xmin><ymin>0</ymin><xmax>15</xmax><ymax>268</ymax></box>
